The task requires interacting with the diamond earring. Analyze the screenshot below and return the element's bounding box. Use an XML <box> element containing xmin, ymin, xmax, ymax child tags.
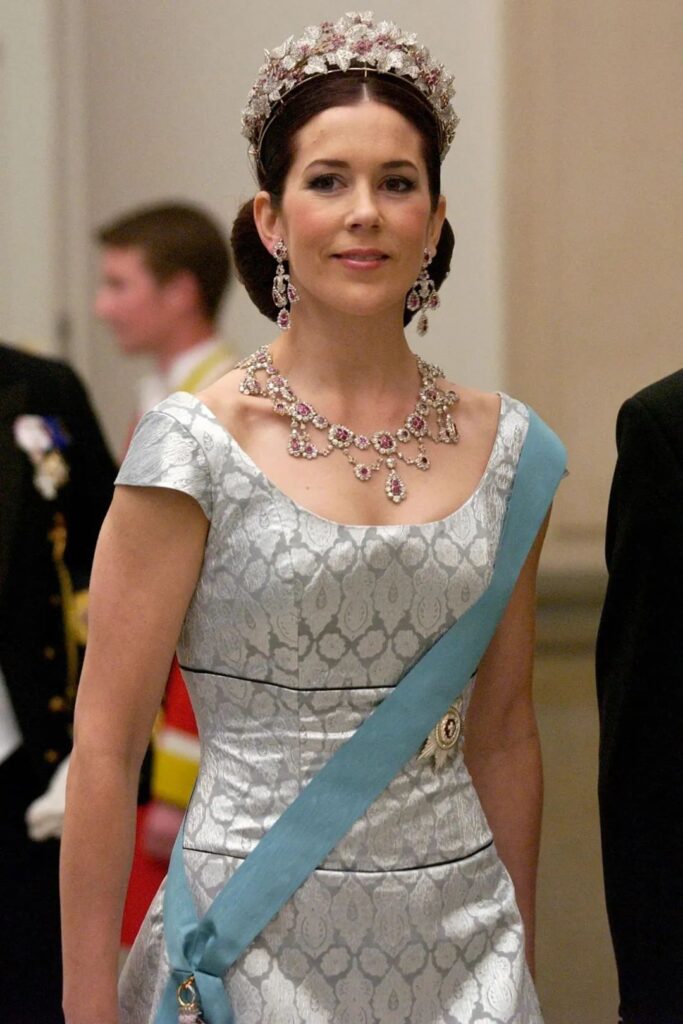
<box><xmin>406</xmin><ymin>249</ymin><xmax>440</xmax><ymax>336</ymax></box>
<box><xmin>272</xmin><ymin>239</ymin><xmax>299</xmax><ymax>330</ymax></box>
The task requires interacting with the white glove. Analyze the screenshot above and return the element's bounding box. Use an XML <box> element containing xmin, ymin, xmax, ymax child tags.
<box><xmin>25</xmin><ymin>753</ymin><xmax>70</xmax><ymax>841</ymax></box>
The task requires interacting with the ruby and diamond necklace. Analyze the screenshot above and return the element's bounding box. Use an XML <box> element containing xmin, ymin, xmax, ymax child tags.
<box><xmin>237</xmin><ymin>345</ymin><xmax>460</xmax><ymax>505</ymax></box>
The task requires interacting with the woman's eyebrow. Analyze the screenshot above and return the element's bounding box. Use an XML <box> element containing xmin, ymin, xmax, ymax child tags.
<box><xmin>303</xmin><ymin>159</ymin><xmax>419</xmax><ymax>172</ymax></box>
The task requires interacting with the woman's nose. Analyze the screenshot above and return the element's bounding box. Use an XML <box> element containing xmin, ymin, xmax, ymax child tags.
<box><xmin>344</xmin><ymin>185</ymin><xmax>381</xmax><ymax>230</ymax></box>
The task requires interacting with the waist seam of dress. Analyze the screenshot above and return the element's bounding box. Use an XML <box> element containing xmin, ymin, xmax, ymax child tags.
<box><xmin>179</xmin><ymin>664</ymin><xmax>396</xmax><ymax>692</ymax></box>
<box><xmin>181</xmin><ymin>838</ymin><xmax>495</xmax><ymax>873</ymax></box>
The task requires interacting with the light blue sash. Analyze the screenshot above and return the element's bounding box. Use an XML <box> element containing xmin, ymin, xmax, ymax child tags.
<box><xmin>153</xmin><ymin>409</ymin><xmax>566</xmax><ymax>1024</ymax></box>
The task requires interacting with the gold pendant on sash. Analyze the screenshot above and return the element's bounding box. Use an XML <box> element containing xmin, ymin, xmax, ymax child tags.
<box><xmin>418</xmin><ymin>697</ymin><xmax>463</xmax><ymax>771</ymax></box>
<box><xmin>177</xmin><ymin>975</ymin><xmax>206</xmax><ymax>1023</ymax></box>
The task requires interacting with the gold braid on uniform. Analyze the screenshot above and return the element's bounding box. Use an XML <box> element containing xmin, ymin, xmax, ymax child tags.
<box><xmin>48</xmin><ymin>512</ymin><xmax>88</xmax><ymax>709</ymax></box>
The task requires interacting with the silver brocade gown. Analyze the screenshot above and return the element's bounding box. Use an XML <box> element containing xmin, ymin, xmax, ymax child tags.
<box><xmin>116</xmin><ymin>390</ymin><xmax>543</xmax><ymax>1024</ymax></box>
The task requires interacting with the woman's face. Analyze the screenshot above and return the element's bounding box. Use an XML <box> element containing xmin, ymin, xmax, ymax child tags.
<box><xmin>259</xmin><ymin>99</ymin><xmax>446</xmax><ymax>322</ymax></box>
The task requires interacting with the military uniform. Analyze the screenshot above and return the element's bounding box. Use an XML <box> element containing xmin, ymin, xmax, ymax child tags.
<box><xmin>0</xmin><ymin>343</ymin><xmax>115</xmax><ymax>1024</ymax></box>
<box><xmin>597</xmin><ymin>370</ymin><xmax>683</xmax><ymax>1024</ymax></box>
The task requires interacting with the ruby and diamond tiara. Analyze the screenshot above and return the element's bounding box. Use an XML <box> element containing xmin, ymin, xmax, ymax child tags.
<box><xmin>241</xmin><ymin>11</ymin><xmax>459</xmax><ymax>165</ymax></box>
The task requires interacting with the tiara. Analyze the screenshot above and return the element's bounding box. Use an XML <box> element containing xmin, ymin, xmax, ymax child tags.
<box><xmin>242</xmin><ymin>11</ymin><xmax>459</xmax><ymax>164</ymax></box>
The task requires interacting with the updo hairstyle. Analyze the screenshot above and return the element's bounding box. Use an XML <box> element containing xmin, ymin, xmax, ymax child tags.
<box><xmin>231</xmin><ymin>71</ymin><xmax>455</xmax><ymax>325</ymax></box>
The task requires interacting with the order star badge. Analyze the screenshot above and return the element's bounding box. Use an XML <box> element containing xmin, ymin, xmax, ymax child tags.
<box><xmin>418</xmin><ymin>697</ymin><xmax>464</xmax><ymax>771</ymax></box>
<box><xmin>13</xmin><ymin>414</ymin><xmax>71</xmax><ymax>499</ymax></box>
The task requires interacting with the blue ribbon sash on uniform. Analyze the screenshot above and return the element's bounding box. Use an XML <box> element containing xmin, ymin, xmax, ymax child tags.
<box><xmin>153</xmin><ymin>409</ymin><xmax>566</xmax><ymax>1024</ymax></box>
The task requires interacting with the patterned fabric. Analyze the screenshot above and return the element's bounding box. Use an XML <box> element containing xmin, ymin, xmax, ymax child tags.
<box><xmin>116</xmin><ymin>391</ymin><xmax>543</xmax><ymax>1023</ymax></box>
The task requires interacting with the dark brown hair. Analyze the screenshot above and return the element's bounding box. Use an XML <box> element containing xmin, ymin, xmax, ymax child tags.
<box><xmin>97</xmin><ymin>202</ymin><xmax>231</xmax><ymax>320</ymax></box>
<box><xmin>231</xmin><ymin>72</ymin><xmax>455</xmax><ymax>323</ymax></box>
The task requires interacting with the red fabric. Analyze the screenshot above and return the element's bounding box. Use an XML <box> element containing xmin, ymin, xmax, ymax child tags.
<box><xmin>165</xmin><ymin>659</ymin><xmax>198</xmax><ymax>735</ymax></box>
<box><xmin>120</xmin><ymin>804</ymin><xmax>167</xmax><ymax>947</ymax></box>
<box><xmin>121</xmin><ymin>659</ymin><xmax>199</xmax><ymax>944</ymax></box>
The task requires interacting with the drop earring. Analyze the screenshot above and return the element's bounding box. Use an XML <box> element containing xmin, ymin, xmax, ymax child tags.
<box><xmin>272</xmin><ymin>239</ymin><xmax>299</xmax><ymax>330</ymax></box>
<box><xmin>406</xmin><ymin>249</ymin><xmax>440</xmax><ymax>336</ymax></box>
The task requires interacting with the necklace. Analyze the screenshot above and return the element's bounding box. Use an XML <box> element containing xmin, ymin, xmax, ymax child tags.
<box><xmin>237</xmin><ymin>345</ymin><xmax>460</xmax><ymax>504</ymax></box>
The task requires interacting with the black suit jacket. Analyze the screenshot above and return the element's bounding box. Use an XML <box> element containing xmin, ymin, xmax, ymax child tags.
<box><xmin>596</xmin><ymin>370</ymin><xmax>683</xmax><ymax>1024</ymax></box>
<box><xmin>0</xmin><ymin>344</ymin><xmax>115</xmax><ymax>790</ymax></box>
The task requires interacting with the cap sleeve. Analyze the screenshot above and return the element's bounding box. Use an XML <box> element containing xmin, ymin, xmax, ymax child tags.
<box><xmin>115</xmin><ymin>408</ymin><xmax>212</xmax><ymax>518</ymax></box>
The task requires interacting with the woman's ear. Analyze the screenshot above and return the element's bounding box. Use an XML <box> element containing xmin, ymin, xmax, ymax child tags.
<box><xmin>253</xmin><ymin>191</ymin><xmax>285</xmax><ymax>255</ymax></box>
<box><xmin>428</xmin><ymin>194</ymin><xmax>447</xmax><ymax>253</ymax></box>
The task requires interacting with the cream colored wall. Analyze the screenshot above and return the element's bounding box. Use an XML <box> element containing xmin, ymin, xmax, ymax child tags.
<box><xmin>78</xmin><ymin>0</ymin><xmax>505</xmax><ymax>452</ymax></box>
<box><xmin>504</xmin><ymin>1</ymin><xmax>683</xmax><ymax>573</ymax></box>
<box><xmin>0</xmin><ymin>0</ymin><xmax>60</xmax><ymax>353</ymax></box>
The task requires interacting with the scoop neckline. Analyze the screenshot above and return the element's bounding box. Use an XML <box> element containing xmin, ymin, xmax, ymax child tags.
<box><xmin>174</xmin><ymin>391</ymin><xmax>509</xmax><ymax>532</ymax></box>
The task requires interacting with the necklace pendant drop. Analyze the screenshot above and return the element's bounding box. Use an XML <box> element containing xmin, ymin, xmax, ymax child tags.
<box><xmin>385</xmin><ymin>469</ymin><xmax>407</xmax><ymax>503</ymax></box>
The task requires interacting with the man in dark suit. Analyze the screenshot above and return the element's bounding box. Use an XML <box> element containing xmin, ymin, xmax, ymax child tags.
<box><xmin>596</xmin><ymin>370</ymin><xmax>683</xmax><ymax>1024</ymax></box>
<box><xmin>0</xmin><ymin>342</ymin><xmax>115</xmax><ymax>1023</ymax></box>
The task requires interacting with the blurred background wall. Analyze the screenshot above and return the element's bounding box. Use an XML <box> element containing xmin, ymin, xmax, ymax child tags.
<box><xmin>1</xmin><ymin>2</ymin><xmax>682</xmax><ymax>1019</ymax></box>
<box><xmin>504</xmin><ymin>1</ymin><xmax>683</xmax><ymax>577</ymax></box>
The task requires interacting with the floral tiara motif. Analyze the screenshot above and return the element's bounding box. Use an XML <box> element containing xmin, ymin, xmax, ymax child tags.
<box><xmin>241</xmin><ymin>11</ymin><xmax>459</xmax><ymax>164</ymax></box>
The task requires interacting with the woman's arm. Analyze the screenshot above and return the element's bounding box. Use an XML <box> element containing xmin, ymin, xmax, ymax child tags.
<box><xmin>463</xmin><ymin>510</ymin><xmax>551</xmax><ymax>978</ymax></box>
<box><xmin>60</xmin><ymin>485</ymin><xmax>208</xmax><ymax>1024</ymax></box>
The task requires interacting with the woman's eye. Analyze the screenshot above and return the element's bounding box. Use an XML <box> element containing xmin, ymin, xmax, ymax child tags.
<box><xmin>306</xmin><ymin>174</ymin><xmax>416</xmax><ymax>193</ymax></box>
<box><xmin>307</xmin><ymin>174</ymin><xmax>342</xmax><ymax>191</ymax></box>
<box><xmin>383</xmin><ymin>176</ymin><xmax>416</xmax><ymax>193</ymax></box>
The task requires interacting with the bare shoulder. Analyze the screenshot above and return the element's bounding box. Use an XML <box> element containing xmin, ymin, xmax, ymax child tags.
<box><xmin>197</xmin><ymin>365</ymin><xmax>267</xmax><ymax>442</ymax></box>
<box><xmin>444</xmin><ymin>380</ymin><xmax>503</xmax><ymax>444</ymax></box>
<box><xmin>198</xmin><ymin>365</ymin><xmax>242</xmax><ymax>415</ymax></box>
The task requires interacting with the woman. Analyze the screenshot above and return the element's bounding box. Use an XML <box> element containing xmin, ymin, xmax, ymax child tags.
<box><xmin>61</xmin><ymin>13</ymin><xmax>564</xmax><ymax>1024</ymax></box>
